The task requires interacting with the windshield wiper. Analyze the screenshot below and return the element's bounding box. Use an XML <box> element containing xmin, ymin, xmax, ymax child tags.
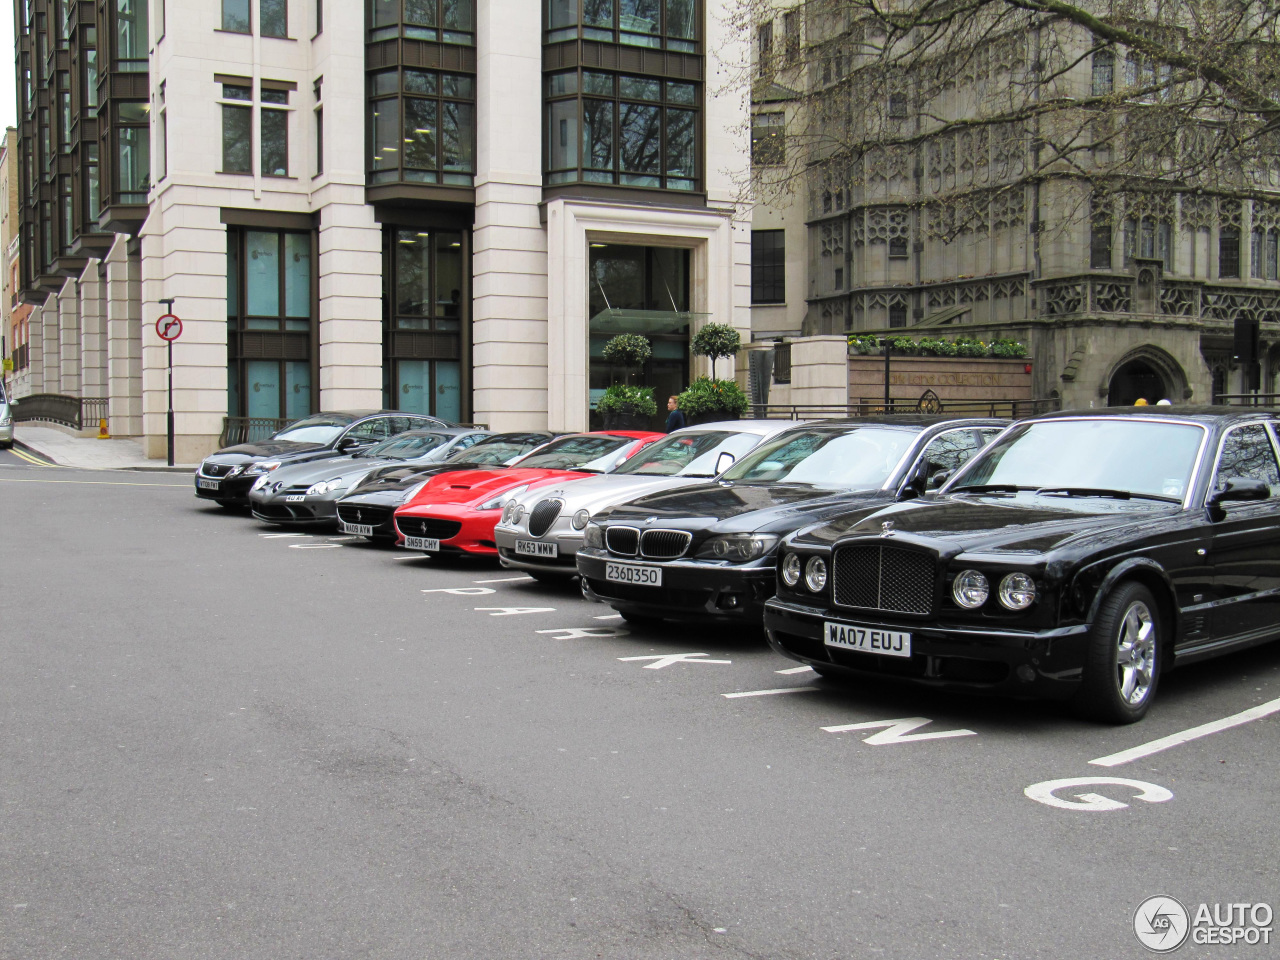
<box><xmin>952</xmin><ymin>483</ymin><xmax>1029</xmax><ymax>494</ymax></box>
<box><xmin>1033</xmin><ymin>487</ymin><xmax>1182</xmax><ymax>504</ymax></box>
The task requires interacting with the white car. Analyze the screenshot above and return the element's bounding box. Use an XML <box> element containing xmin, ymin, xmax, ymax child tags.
<box><xmin>494</xmin><ymin>420</ymin><xmax>804</xmax><ymax>579</ymax></box>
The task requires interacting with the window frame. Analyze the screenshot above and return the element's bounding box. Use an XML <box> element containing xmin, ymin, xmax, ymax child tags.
<box><xmin>545</xmin><ymin>0</ymin><xmax>700</xmax><ymax>52</ymax></box>
<box><xmin>369</xmin><ymin>0</ymin><xmax>475</xmax><ymax>46</ymax></box>
<box><xmin>750</xmin><ymin>229</ymin><xmax>785</xmax><ymax>304</ymax></box>
<box><xmin>221</xmin><ymin>0</ymin><xmax>251</xmax><ymax>34</ymax></box>
<box><xmin>368</xmin><ymin>67</ymin><xmax>476</xmax><ymax>187</ymax></box>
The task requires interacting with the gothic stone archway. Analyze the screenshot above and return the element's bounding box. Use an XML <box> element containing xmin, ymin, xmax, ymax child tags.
<box><xmin>1104</xmin><ymin>346</ymin><xmax>1190</xmax><ymax>407</ymax></box>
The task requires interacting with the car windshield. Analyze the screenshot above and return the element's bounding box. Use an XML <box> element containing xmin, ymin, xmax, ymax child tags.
<box><xmin>952</xmin><ymin>418</ymin><xmax>1206</xmax><ymax>500</ymax></box>
<box><xmin>513</xmin><ymin>435</ymin><xmax>633</xmax><ymax>471</ymax></box>
<box><xmin>272</xmin><ymin>418</ymin><xmax>347</xmax><ymax>444</ymax></box>
<box><xmin>720</xmin><ymin>426</ymin><xmax>916</xmax><ymax>488</ymax></box>
<box><xmin>446</xmin><ymin>434</ymin><xmax>547</xmax><ymax>465</ymax></box>
<box><xmin>364</xmin><ymin>433</ymin><xmax>449</xmax><ymax>460</ymax></box>
<box><xmin>612</xmin><ymin>431</ymin><xmax>761</xmax><ymax>477</ymax></box>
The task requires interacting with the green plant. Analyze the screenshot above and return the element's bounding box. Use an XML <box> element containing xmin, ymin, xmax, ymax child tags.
<box><xmin>916</xmin><ymin>337</ymin><xmax>959</xmax><ymax>356</ymax></box>
<box><xmin>602</xmin><ymin>334</ymin><xmax>652</xmax><ymax>384</ymax></box>
<box><xmin>677</xmin><ymin>376</ymin><xmax>750</xmax><ymax>417</ymax></box>
<box><xmin>691</xmin><ymin>323</ymin><xmax>742</xmax><ymax>380</ymax></box>
<box><xmin>847</xmin><ymin>334</ymin><xmax>882</xmax><ymax>354</ymax></box>
<box><xmin>886</xmin><ymin>336</ymin><xmax>918</xmax><ymax>355</ymax></box>
<box><xmin>990</xmin><ymin>338</ymin><xmax>1028</xmax><ymax>358</ymax></box>
<box><xmin>954</xmin><ymin>336</ymin><xmax>988</xmax><ymax>357</ymax></box>
<box><xmin>595</xmin><ymin>384</ymin><xmax>657</xmax><ymax>417</ymax></box>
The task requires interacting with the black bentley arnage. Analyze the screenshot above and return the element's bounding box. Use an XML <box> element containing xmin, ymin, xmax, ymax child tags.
<box><xmin>765</xmin><ymin>408</ymin><xmax>1280</xmax><ymax>723</ymax></box>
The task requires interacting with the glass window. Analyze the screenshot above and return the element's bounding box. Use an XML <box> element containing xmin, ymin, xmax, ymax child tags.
<box><xmin>442</xmin><ymin>101</ymin><xmax>474</xmax><ymax>177</ymax></box>
<box><xmin>262</xmin><ymin>88</ymin><xmax>289</xmax><ymax>105</ymax></box>
<box><xmin>262</xmin><ymin>108</ymin><xmax>288</xmax><ymax>176</ymax></box>
<box><xmin>222</xmin><ymin>104</ymin><xmax>251</xmax><ymax>173</ymax></box>
<box><xmin>115</xmin><ymin>0</ymin><xmax>148</xmax><ymax>70</ymax></box>
<box><xmin>1091</xmin><ymin>216</ymin><xmax>1112</xmax><ymax>269</ymax></box>
<box><xmin>117</xmin><ymin>124</ymin><xmax>150</xmax><ymax>202</ymax></box>
<box><xmin>751</xmin><ymin>113</ymin><xmax>784</xmax><ymax>165</ymax></box>
<box><xmin>514</xmin><ymin>435</ymin><xmax>633</xmax><ymax>469</ymax></box>
<box><xmin>1091</xmin><ymin>50</ymin><xmax>1114</xmax><ymax>96</ymax></box>
<box><xmin>222</xmin><ymin>0</ymin><xmax>250</xmax><ymax>33</ymax></box>
<box><xmin>247</xmin><ymin>231</ymin><xmax>281</xmax><ymax>316</ymax></box>
<box><xmin>261</xmin><ymin>0</ymin><xmax>287</xmax><ymax>37</ymax></box>
<box><xmin>369</xmin><ymin>68</ymin><xmax>474</xmax><ymax>185</ymax></box>
<box><xmin>1213</xmin><ymin>424</ymin><xmax>1280</xmax><ymax>496</ymax></box>
<box><xmin>613</xmin><ymin>430</ymin><xmax>741</xmax><ymax>476</ymax></box>
<box><xmin>435</xmin><ymin>233</ymin><xmax>463</xmax><ymax>322</ymax></box>
<box><xmin>548</xmin><ymin>99</ymin><xmax>578</xmax><ymax>174</ymax></box>
<box><xmin>751</xmin><ymin>230</ymin><xmax>785</xmax><ymax>304</ymax></box>
<box><xmin>1220</xmin><ymin>227</ymin><xmax>1241</xmax><ymax>279</ymax></box>
<box><xmin>723</xmin><ymin>427</ymin><xmax>916</xmax><ymax>489</ymax></box>
<box><xmin>285</xmin><ymin>234</ymin><xmax>310</xmax><ymax>316</ymax></box>
<box><xmin>246</xmin><ymin>359</ymin><xmax>282</xmax><ymax>418</ymax></box>
<box><xmin>404</xmin><ymin>98</ymin><xmax>437</xmax><ymax>173</ymax></box>
<box><xmin>345</xmin><ymin>418</ymin><xmax>394</xmax><ymax>441</ymax></box>
<box><xmin>917</xmin><ymin>429</ymin><xmax>988</xmax><ymax>483</ymax></box>
<box><xmin>583</xmin><ymin>99</ymin><xmax>614</xmax><ymax>173</ymax></box>
<box><xmin>224</xmin><ymin>83</ymin><xmax>252</xmax><ymax>101</ymax></box>
<box><xmin>435</xmin><ymin>362</ymin><xmax>461</xmax><ymax>421</ymax></box>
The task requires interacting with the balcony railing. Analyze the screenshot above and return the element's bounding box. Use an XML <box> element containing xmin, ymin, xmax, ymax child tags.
<box><xmin>11</xmin><ymin>394</ymin><xmax>109</xmax><ymax>430</ymax></box>
<box><xmin>750</xmin><ymin>395</ymin><xmax>1061</xmax><ymax>420</ymax></box>
<box><xmin>219</xmin><ymin>416</ymin><xmax>293</xmax><ymax>447</ymax></box>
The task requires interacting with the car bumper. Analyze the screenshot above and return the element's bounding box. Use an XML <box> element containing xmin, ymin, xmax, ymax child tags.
<box><xmin>0</xmin><ymin>422</ymin><xmax>12</xmax><ymax>444</ymax></box>
<box><xmin>393</xmin><ymin>504</ymin><xmax>501</xmax><ymax>556</ymax></box>
<box><xmin>334</xmin><ymin>498</ymin><xmax>400</xmax><ymax>540</ymax></box>
<box><xmin>494</xmin><ymin>524</ymin><xmax>583</xmax><ymax>575</ymax></box>
<box><xmin>194</xmin><ymin>474</ymin><xmax>255</xmax><ymax>503</ymax></box>
<box><xmin>763</xmin><ymin>597</ymin><xmax>1089</xmax><ymax>698</ymax></box>
<box><xmin>576</xmin><ymin>550</ymin><xmax>776</xmax><ymax>623</ymax></box>
<box><xmin>250</xmin><ymin>496</ymin><xmax>340</xmax><ymax>524</ymax></box>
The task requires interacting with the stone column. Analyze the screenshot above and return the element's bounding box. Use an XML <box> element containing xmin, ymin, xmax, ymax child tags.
<box><xmin>26</xmin><ymin>302</ymin><xmax>45</xmax><ymax>393</ymax></box>
<box><xmin>105</xmin><ymin>234</ymin><xmax>143</xmax><ymax>437</ymax></box>
<box><xmin>78</xmin><ymin>259</ymin><xmax>106</xmax><ymax>400</ymax></box>
<box><xmin>318</xmin><ymin>201</ymin><xmax>383</xmax><ymax>411</ymax></box>
<box><xmin>790</xmin><ymin>335</ymin><xmax>850</xmax><ymax>411</ymax></box>
<box><xmin>40</xmin><ymin>292</ymin><xmax>60</xmax><ymax>392</ymax></box>
<box><xmin>472</xmin><ymin>0</ymin><xmax>548</xmax><ymax>430</ymax></box>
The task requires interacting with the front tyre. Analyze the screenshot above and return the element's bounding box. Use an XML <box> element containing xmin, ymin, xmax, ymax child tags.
<box><xmin>1073</xmin><ymin>581</ymin><xmax>1161</xmax><ymax>724</ymax></box>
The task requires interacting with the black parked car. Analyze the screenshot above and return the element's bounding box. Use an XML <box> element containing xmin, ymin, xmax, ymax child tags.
<box><xmin>334</xmin><ymin>431</ymin><xmax>555</xmax><ymax>540</ymax></box>
<box><xmin>577</xmin><ymin>418</ymin><xmax>1005</xmax><ymax>626</ymax></box>
<box><xmin>765</xmin><ymin>408</ymin><xmax>1280</xmax><ymax>723</ymax></box>
<box><xmin>194</xmin><ymin>411</ymin><xmax>451</xmax><ymax>506</ymax></box>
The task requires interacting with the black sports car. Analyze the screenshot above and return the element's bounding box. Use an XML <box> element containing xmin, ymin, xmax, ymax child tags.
<box><xmin>576</xmin><ymin>418</ymin><xmax>1005</xmax><ymax>626</ymax></box>
<box><xmin>334</xmin><ymin>432</ymin><xmax>555</xmax><ymax>540</ymax></box>
<box><xmin>765</xmin><ymin>408</ymin><xmax>1280</xmax><ymax>723</ymax></box>
<box><xmin>194</xmin><ymin>411</ymin><xmax>451</xmax><ymax>506</ymax></box>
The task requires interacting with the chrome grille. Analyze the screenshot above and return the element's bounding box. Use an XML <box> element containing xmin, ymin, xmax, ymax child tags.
<box><xmin>337</xmin><ymin>503</ymin><xmax>392</xmax><ymax>527</ymax></box>
<box><xmin>528</xmin><ymin>498</ymin><xmax>563</xmax><ymax>538</ymax></box>
<box><xmin>201</xmin><ymin>462</ymin><xmax>235</xmax><ymax>478</ymax></box>
<box><xmin>833</xmin><ymin>543</ymin><xmax>935</xmax><ymax>615</ymax></box>
<box><xmin>639</xmin><ymin>529</ymin><xmax>692</xmax><ymax>560</ymax></box>
<box><xmin>605</xmin><ymin>525</ymin><xmax>640</xmax><ymax>556</ymax></box>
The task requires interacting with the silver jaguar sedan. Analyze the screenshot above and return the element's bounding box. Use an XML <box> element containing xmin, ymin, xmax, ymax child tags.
<box><xmin>493</xmin><ymin>420</ymin><xmax>802</xmax><ymax>580</ymax></box>
<box><xmin>249</xmin><ymin>428</ymin><xmax>489</xmax><ymax>525</ymax></box>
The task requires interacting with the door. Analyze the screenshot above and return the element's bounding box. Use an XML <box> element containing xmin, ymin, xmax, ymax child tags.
<box><xmin>1206</xmin><ymin>422</ymin><xmax>1280</xmax><ymax>644</ymax></box>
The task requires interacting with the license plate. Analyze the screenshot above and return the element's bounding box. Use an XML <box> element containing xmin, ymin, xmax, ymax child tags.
<box><xmin>516</xmin><ymin>540</ymin><xmax>558</xmax><ymax>558</ymax></box>
<box><xmin>605</xmin><ymin>561</ymin><xmax>662</xmax><ymax>586</ymax></box>
<box><xmin>197</xmin><ymin>478</ymin><xmax>220</xmax><ymax>490</ymax></box>
<box><xmin>285</xmin><ymin>495</ymin><xmax>305</xmax><ymax>502</ymax></box>
<box><xmin>405</xmin><ymin>536</ymin><xmax>441</xmax><ymax>552</ymax></box>
<box><xmin>342</xmin><ymin>522</ymin><xmax>374</xmax><ymax>537</ymax></box>
<box><xmin>824</xmin><ymin>622</ymin><xmax>912</xmax><ymax>658</ymax></box>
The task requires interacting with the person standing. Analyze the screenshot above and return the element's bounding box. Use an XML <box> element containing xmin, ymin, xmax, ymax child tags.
<box><xmin>665</xmin><ymin>395</ymin><xmax>686</xmax><ymax>432</ymax></box>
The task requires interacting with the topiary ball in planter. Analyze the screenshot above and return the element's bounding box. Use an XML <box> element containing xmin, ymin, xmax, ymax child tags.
<box><xmin>596</xmin><ymin>384</ymin><xmax>657</xmax><ymax>430</ymax></box>
<box><xmin>677</xmin><ymin>376</ymin><xmax>749</xmax><ymax>425</ymax></box>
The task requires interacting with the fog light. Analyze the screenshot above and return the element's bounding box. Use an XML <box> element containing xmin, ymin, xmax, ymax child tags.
<box><xmin>952</xmin><ymin>569</ymin><xmax>989</xmax><ymax>609</ymax></box>
<box><xmin>720</xmin><ymin>593</ymin><xmax>742</xmax><ymax>609</ymax></box>
<box><xmin>1016</xmin><ymin>664</ymin><xmax>1036</xmax><ymax>683</ymax></box>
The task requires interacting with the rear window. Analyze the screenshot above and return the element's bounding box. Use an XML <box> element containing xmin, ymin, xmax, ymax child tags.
<box><xmin>513</xmin><ymin>435</ymin><xmax>632</xmax><ymax>470</ymax></box>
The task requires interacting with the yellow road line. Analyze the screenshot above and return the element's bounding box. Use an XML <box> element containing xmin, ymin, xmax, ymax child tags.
<box><xmin>10</xmin><ymin>447</ymin><xmax>58</xmax><ymax>466</ymax></box>
<box><xmin>0</xmin><ymin>476</ymin><xmax>188</xmax><ymax>488</ymax></box>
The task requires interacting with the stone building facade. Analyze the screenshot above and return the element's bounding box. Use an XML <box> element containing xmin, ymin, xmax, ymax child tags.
<box><xmin>14</xmin><ymin>0</ymin><xmax>750</xmax><ymax>461</ymax></box>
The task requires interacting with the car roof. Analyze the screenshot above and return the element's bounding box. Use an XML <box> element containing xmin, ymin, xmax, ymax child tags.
<box><xmin>672</xmin><ymin>419</ymin><xmax>805</xmax><ymax>437</ymax></box>
<box><xmin>761</xmin><ymin>415</ymin><xmax>1008</xmax><ymax>432</ymax></box>
<box><xmin>384</xmin><ymin>427</ymin><xmax>483</xmax><ymax>438</ymax></box>
<box><xmin>1024</xmin><ymin>406</ymin><xmax>1280</xmax><ymax>426</ymax></box>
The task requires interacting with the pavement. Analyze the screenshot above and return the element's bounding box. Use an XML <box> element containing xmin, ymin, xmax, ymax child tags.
<box><xmin>13</xmin><ymin>424</ymin><xmax>196</xmax><ymax>471</ymax></box>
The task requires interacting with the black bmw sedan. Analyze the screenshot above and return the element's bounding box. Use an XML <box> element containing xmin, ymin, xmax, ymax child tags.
<box><xmin>334</xmin><ymin>431</ymin><xmax>555</xmax><ymax>540</ymax></box>
<box><xmin>194</xmin><ymin>411</ymin><xmax>451</xmax><ymax>506</ymax></box>
<box><xmin>576</xmin><ymin>417</ymin><xmax>1005</xmax><ymax>627</ymax></box>
<box><xmin>765</xmin><ymin>408</ymin><xmax>1280</xmax><ymax>723</ymax></box>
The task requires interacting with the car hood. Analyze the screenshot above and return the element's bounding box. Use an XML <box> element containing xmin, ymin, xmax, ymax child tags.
<box><xmin>345</xmin><ymin>460</ymin><xmax>503</xmax><ymax>495</ymax></box>
<box><xmin>400</xmin><ymin>468</ymin><xmax>585</xmax><ymax>510</ymax></box>
<box><xmin>255</xmin><ymin>455</ymin><xmax>400</xmax><ymax>494</ymax></box>
<box><xmin>596</xmin><ymin>481</ymin><xmax>894</xmax><ymax>536</ymax></box>
<box><xmin>795</xmin><ymin>494</ymin><xmax>1185</xmax><ymax>558</ymax></box>
<box><xmin>513</xmin><ymin>473</ymin><xmax>712</xmax><ymax>513</ymax></box>
<box><xmin>206</xmin><ymin>440</ymin><xmax>328</xmax><ymax>463</ymax></box>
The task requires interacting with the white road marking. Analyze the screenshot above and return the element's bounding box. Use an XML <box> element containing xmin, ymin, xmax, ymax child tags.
<box><xmin>593</xmin><ymin>613</ymin><xmax>623</xmax><ymax>621</ymax></box>
<box><xmin>617</xmin><ymin>653</ymin><xmax>732</xmax><ymax>670</ymax></box>
<box><xmin>289</xmin><ymin>543</ymin><xmax>340</xmax><ymax>549</ymax></box>
<box><xmin>0</xmin><ymin>477</ymin><xmax>185</xmax><ymax>486</ymax></box>
<box><xmin>391</xmin><ymin>555</ymin><xmax>421</xmax><ymax>560</ymax></box>
<box><xmin>1024</xmin><ymin>777</ymin><xmax>1174</xmax><ymax>812</ymax></box>
<box><xmin>259</xmin><ymin>533</ymin><xmax>312</xmax><ymax>539</ymax></box>
<box><xmin>776</xmin><ymin>665</ymin><xmax>814</xmax><ymax>675</ymax></box>
<box><xmin>475</xmin><ymin>606</ymin><xmax>557</xmax><ymax>617</ymax></box>
<box><xmin>821</xmin><ymin>717</ymin><xmax>977</xmax><ymax>745</ymax></box>
<box><xmin>474</xmin><ymin>575</ymin><xmax>534</xmax><ymax>583</ymax></box>
<box><xmin>1088</xmin><ymin>696</ymin><xmax>1280</xmax><ymax>767</ymax></box>
<box><xmin>422</xmin><ymin>587</ymin><xmax>496</xmax><ymax>596</ymax></box>
<box><xmin>723</xmin><ymin>687</ymin><xmax>817</xmax><ymax>699</ymax></box>
<box><xmin>536</xmin><ymin>627</ymin><xmax>630</xmax><ymax>640</ymax></box>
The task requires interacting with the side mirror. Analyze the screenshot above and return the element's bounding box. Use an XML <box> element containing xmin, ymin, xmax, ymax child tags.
<box><xmin>336</xmin><ymin>437</ymin><xmax>361</xmax><ymax>453</ymax></box>
<box><xmin>927</xmin><ymin>468</ymin><xmax>953</xmax><ymax>491</ymax></box>
<box><xmin>898</xmin><ymin>458</ymin><xmax>929</xmax><ymax>501</ymax></box>
<box><xmin>1206</xmin><ymin>478</ymin><xmax>1270</xmax><ymax>521</ymax></box>
<box><xmin>714</xmin><ymin>451</ymin><xmax>736</xmax><ymax>475</ymax></box>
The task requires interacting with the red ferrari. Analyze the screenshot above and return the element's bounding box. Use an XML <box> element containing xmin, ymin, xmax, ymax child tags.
<box><xmin>392</xmin><ymin>431</ymin><xmax>660</xmax><ymax>556</ymax></box>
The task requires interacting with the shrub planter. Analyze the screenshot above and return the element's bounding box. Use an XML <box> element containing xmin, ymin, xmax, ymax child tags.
<box><xmin>602</xmin><ymin>411</ymin><xmax>654</xmax><ymax>431</ymax></box>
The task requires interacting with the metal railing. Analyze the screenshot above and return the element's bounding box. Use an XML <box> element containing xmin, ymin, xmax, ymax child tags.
<box><xmin>11</xmin><ymin>394</ymin><xmax>111</xmax><ymax>430</ymax></box>
<box><xmin>219</xmin><ymin>416</ymin><xmax>293</xmax><ymax>447</ymax></box>
<box><xmin>1214</xmin><ymin>394</ymin><xmax>1280</xmax><ymax>407</ymax></box>
<box><xmin>751</xmin><ymin>396</ymin><xmax>1061</xmax><ymax>420</ymax></box>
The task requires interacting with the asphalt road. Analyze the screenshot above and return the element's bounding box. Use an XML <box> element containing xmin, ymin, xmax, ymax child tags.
<box><xmin>1</xmin><ymin>460</ymin><xmax>1277</xmax><ymax>959</ymax></box>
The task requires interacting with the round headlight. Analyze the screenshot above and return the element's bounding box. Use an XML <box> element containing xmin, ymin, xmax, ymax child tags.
<box><xmin>571</xmin><ymin>508</ymin><xmax>591</xmax><ymax>530</ymax></box>
<box><xmin>781</xmin><ymin>553</ymin><xmax>801</xmax><ymax>587</ymax></box>
<box><xmin>501</xmin><ymin>502</ymin><xmax>514</xmax><ymax>524</ymax></box>
<box><xmin>998</xmin><ymin>572</ymin><xmax>1037</xmax><ymax>610</ymax></box>
<box><xmin>804</xmin><ymin>556</ymin><xmax>828</xmax><ymax>594</ymax></box>
<box><xmin>512</xmin><ymin>503</ymin><xmax>526</xmax><ymax>524</ymax></box>
<box><xmin>952</xmin><ymin>569</ymin><xmax>990</xmax><ymax>609</ymax></box>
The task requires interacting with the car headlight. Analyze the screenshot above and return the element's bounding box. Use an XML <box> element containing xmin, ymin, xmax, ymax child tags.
<box><xmin>583</xmin><ymin>522</ymin><xmax>604</xmax><ymax>549</ymax></box>
<box><xmin>244</xmin><ymin>461</ymin><xmax>281</xmax><ymax>476</ymax></box>
<box><xmin>696</xmin><ymin>534</ymin><xmax>780</xmax><ymax>563</ymax></box>
<box><xmin>306</xmin><ymin>477</ymin><xmax>348</xmax><ymax>496</ymax></box>
<box><xmin>251</xmin><ymin>474</ymin><xmax>271</xmax><ymax>492</ymax></box>
<box><xmin>512</xmin><ymin>503</ymin><xmax>526</xmax><ymax>524</ymax></box>
<box><xmin>781</xmin><ymin>553</ymin><xmax>801</xmax><ymax>587</ymax></box>
<box><xmin>998</xmin><ymin>572</ymin><xmax>1037</xmax><ymax>610</ymax></box>
<box><xmin>804</xmin><ymin>556</ymin><xmax>828</xmax><ymax>593</ymax></box>
<box><xmin>952</xmin><ymin>569</ymin><xmax>990</xmax><ymax>609</ymax></box>
<box><xmin>479</xmin><ymin>483</ymin><xmax>528</xmax><ymax>511</ymax></box>
<box><xmin>571</xmin><ymin>508</ymin><xmax>591</xmax><ymax>531</ymax></box>
<box><xmin>1</xmin><ymin>417</ymin><xmax>13</xmax><ymax>426</ymax></box>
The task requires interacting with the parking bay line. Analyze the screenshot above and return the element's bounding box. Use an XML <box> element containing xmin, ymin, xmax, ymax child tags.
<box><xmin>473</xmin><ymin>576</ymin><xmax>533</xmax><ymax>583</ymax></box>
<box><xmin>1089</xmin><ymin>696</ymin><xmax>1280</xmax><ymax>767</ymax></box>
<box><xmin>723</xmin><ymin>686</ymin><xmax>818</xmax><ymax>699</ymax></box>
<box><xmin>0</xmin><ymin>476</ymin><xmax>186</xmax><ymax>487</ymax></box>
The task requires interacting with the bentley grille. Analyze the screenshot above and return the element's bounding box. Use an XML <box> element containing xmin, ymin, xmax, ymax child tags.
<box><xmin>639</xmin><ymin>529</ymin><xmax>692</xmax><ymax>560</ymax></box>
<box><xmin>528</xmin><ymin>499</ymin><xmax>563</xmax><ymax>538</ymax></box>
<box><xmin>833</xmin><ymin>543</ymin><xmax>935</xmax><ymax>615</ymax></box>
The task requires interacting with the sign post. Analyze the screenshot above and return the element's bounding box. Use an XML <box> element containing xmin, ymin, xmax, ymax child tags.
<box><xmin>156</xmin><ymin>300</ymin><xmax>183</xmax><ymax>466</ymax></box>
